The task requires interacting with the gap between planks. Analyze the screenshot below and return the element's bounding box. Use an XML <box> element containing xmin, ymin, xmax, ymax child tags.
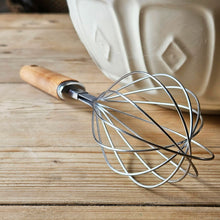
<box><xmin>0</xmin><ymin>203</ymin><xmax>219</xmax><ymax>207</ymax></box>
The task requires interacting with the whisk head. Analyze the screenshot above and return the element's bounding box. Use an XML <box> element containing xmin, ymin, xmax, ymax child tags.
<box><xmin>91</xmin><ymin>71</ymin><xmax>214</xmax><ymax>188</ymax></box>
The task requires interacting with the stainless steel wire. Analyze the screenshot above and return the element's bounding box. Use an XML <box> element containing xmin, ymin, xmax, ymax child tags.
<box><xmin>89</xmin><ymin>71</ymin><xmax>214</xmax><ymax>188</ymax></box>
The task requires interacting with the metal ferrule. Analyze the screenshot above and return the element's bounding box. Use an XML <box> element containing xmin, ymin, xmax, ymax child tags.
<box><xmin>57</xmin><ymin>80</ymin><xmax>86</xmax><ymax>100</ymax></box>
<box><xmin>57</xmin><ymin>80</ymin><xmax>97</xmax><ymax>106</ymax></box>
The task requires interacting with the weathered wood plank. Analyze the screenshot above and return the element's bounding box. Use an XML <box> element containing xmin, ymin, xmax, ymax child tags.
<box><xmin>0</xmin><ymin>29</ymin><xmax>85</xmax><ymax>59</ymax></box>
<box><xmin>0</xmin><ymin>14</ymin><xmax>72</xmax><ymax>29</ymax></box>
<box><xmin>0</xmin><ymin>145</ymin><xmax>218</xmax><ymax>205</ymax></box>
<box><xmin>0</xmin><ymin>206</ymin><xmax>219</xmax><ymax>220</ymax></box>
<box><xmin>0</xmin><ymin>58</ymin><xmax>102</xmax><ymax>83</ymax></box>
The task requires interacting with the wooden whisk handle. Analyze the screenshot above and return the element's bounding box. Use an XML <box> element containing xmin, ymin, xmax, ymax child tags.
<box><xmin>20</xmin><ymin>65</ymin><xmax>78</xmax><ymax>99</ymax></box>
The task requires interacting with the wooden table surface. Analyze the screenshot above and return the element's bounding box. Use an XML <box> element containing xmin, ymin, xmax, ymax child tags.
<box><xmin>0</xmin><ymin>14</ymin><xmax>220</xmax><ymax>219</ymax></box>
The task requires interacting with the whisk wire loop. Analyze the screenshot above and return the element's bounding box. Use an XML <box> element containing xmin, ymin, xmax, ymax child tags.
<box><xmin>91</xmin><ymin>71</ymin><xmax>214</xmax><ymax>188</ymax></box>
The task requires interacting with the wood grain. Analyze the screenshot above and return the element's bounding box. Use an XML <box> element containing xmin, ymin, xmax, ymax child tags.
<box><xmin>20</xmin><ymin>65</ymin><xmax>77</xmax><ymax>99</ymax></box>
<box><xmin>0</xmin><ymin>144</ymin><xmax>219</xmax><ymax>205</ymax></box>
<box><xmin>0</xmin><ymin>206</ymin><xmax>219</xmax><ymax>220</ymax></box>
<box><xmin>0</xmin><ymin>14</ymin><xmax>72</xmax><ymax>29</ymax></box>
<box><xmin>0</xmin><ymin>13</ymin><xmax>219</xmax><ymax>218</ymax></box>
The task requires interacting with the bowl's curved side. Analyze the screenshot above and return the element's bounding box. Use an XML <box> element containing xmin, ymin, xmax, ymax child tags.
<box><xmin>67</xmin><ymin>0</ymin><xmax>220</xmax><ymax>113</ymax></box>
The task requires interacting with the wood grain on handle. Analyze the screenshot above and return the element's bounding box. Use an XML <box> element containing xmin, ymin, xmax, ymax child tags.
<box><xmin>20</xmin><ymin>65</ymin><xmax>77</xmax><ymax>99</ymax></box>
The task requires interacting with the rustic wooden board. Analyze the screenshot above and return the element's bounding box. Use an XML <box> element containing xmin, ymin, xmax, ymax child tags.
<box><xmin>0</xmin><ymin>145</ymin><xmax>219</xmax><ymax>205</ymax></box>
<box><xmin>0</xmin><ymin>14</ymin><xmax>72</xmax><ymax>29</ymax></box>
<box><xmin>0</xmin><ymin>13</ymin><xmax>219</xmax><ymax>218</ymax></box>
<box><xmin>0</xmin><ymin>206</ymin><xmax>219</xmax><ymax>220</ymax></box>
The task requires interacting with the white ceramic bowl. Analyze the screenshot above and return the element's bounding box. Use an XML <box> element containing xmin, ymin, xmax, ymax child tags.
<box><xmin>67</xmin><ymin>0</ymin><xmax>220</xmax><ymax>113</ymax></box>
